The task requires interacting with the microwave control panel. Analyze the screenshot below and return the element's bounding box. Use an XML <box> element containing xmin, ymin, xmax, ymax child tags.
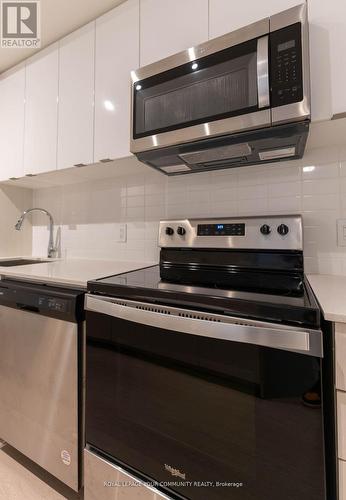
<box><xmin>270</xmin><ymin>23</ymin><xmax>303</xmax><ymax>108</ymax></box>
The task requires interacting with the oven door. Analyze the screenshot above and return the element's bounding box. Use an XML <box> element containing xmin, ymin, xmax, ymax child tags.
<box><xmin>130</xmin><ymin>18</ymin><xmax>271</xmax><ymax>155</ymax></box>
<box><xmin>85</xmin><ymin>295</ymin><xmax>326</xmax><ymax>500</ymax></box>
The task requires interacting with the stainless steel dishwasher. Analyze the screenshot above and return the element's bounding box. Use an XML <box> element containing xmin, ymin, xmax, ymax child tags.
<box><xmin>0</xmin><ymin>279</ymin><xmax>85</xmax><ymax>491</ymax></box>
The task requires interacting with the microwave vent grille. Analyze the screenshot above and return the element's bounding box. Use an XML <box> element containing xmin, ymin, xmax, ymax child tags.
<box><xmin>178</xmin><ymin>143</ymin><xmax>252</xmax><ymax>167</ymax></box>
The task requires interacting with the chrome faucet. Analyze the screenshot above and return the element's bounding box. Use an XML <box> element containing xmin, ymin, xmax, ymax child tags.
<box><xmin>15</xmin><ymin>208</ymin><xmax>57</xmax><ymax>258</ymax></box>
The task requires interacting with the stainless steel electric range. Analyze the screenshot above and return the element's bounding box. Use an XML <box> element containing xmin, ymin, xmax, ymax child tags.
<box><xmin>84</xmin><ymin>215</ymin><xmax>336</xmax><ymax>500</ymax></box>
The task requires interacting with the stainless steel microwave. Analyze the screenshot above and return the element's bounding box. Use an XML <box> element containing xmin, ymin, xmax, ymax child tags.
<box><xmin>130</xmin><ymin>4</ymin><xmax>310</xmax><ymax>175</ymax></box>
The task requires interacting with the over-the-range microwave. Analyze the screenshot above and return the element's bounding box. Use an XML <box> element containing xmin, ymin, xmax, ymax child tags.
<box><xmin>130</xmin><ymin>4</ymin><xmax>310</xmax><ymax>175</ymax></box>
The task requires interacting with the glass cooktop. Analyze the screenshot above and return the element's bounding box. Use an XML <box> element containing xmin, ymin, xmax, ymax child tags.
<box><xmin>88</xmin><ymin>265</ymin><xmax>320</xmax><ymax>328</ymax></box>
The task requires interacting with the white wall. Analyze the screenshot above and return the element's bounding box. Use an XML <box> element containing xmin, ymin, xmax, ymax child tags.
<box><xmin>31</xmin><ymin>139</ymin><xmax>346</xmax><ymax>275</ymax></box>
<box><xmin>0</xmin><ymin>186</ymin><xmax>32</xmax><ymax>257</ymax></box>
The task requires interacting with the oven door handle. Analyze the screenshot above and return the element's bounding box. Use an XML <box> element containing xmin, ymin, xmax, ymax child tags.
<box><xmin>85</xmin><ymin>295</ymin><xmax>322</xmax><ymax>357</ymax></box>
<box><xmin>257</xmin><ymin>35</ymin><xmax>270</xmax><ymax>109</ymax></box>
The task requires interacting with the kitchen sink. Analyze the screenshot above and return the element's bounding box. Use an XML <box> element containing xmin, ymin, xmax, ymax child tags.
<box><xmin>0</xmin><ymin>259</ymin><xmax>49</xmax><ymax>267</ymax></box>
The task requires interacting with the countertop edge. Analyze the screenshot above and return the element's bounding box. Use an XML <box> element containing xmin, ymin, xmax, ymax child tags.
<box><xmin>307</xmin><ymin>274</ymin><xmax>346</xmax><ymax>324</ymax></box>
<box><xmin>0</xmin><ymin>259</ymin><xmax>157</xmax><ymax>289</ymax></box>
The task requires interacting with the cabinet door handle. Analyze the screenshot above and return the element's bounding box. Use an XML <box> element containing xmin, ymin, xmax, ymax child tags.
<box><xmin>85</xmin><ymin>294</ymin><xmax>323</xmax><ymax>357</ymax></box>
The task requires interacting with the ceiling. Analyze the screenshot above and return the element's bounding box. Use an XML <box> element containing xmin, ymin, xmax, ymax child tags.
<box><xmin>0</xmin><ymin>0</ymin><xmax>125</xmax><ymax>74</ymax></box>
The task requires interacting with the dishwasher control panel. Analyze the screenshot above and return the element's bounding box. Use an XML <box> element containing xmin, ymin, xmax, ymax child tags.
<box><xmin>0</xmin><ymin>280</ymin><xmax>85</xmax><ymax>322</ymax></box>
<box><xmin>38</xmin><ymin>296</ymin><xmax>68</xmax><ymax>312</ymax></box>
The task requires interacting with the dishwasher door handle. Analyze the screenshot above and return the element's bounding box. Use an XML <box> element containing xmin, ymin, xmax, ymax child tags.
<box><xmin>85</xmin><ymin>295</ymin><xmax>323</xmax><ymax>357</ymax></box>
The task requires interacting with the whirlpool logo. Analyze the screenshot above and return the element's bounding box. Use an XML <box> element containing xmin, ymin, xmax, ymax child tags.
<box><xmin>164</xmin><ymin>464</ymin><xmax>186</xmax><ymax>480</ymax></box>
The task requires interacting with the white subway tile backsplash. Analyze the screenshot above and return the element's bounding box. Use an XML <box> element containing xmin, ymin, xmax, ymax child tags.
<box><xmin>127</xmin><ymin>222</ymin><xmax>146</xmax><ymax>241</ymax></box>
<box><xmin>268</xmin><ymin>164</ymin><xmax>301</xmax><ymax>182</ymax></box>
<box><xmin>267</xmin><ymin>196</ymin><xmax>301</xmax><ymax>213</ymax></box>
<box><xmin>303</xmin><ymin>145</ymin><xmax>339</xmax><ymax>165</ymax></box>
<box><xmin>304</xmin><ymin>257</ymin><xmax>318</xmax><ymax>274</ymax></box>
<box><xmin>145</xmin><ymin>204</ymin><xmax>166</xmax><ymax>220</ymax></box>
<box><xmin>210</xmin><ymin>187</ymin><xmax>236</xmax><ymax>202</ymax></box>
<box><xmin>145</xmin><ymin>192</ymin><xmax>165</xmax><ymax>206</ymax></box>
<box><xmin>166</xmin><ymin>188</ymin><xmax>188</xmax><ymax>206</ymax></box>
<box><xmin>303</xmin><ymin>178</ymin><xmax>339</xmax><ymax>195</ymax></box>
<box><xmin>238</xmin><ymin>198</ymin><xmax>268</xmax><ymax>215</ymax></box>
<box><xmin>31</xmin><ymin>144</ymin><xmax>346</xmax><ymax>275</ymax></box>
<box><xmin>126</xmin><ymin>195</ymin><xmax>145</xmax><ymax>208</ymax></box>
<box><xmin>126</xmin><ymin>206</ymin><xmax>145</xmax><ymax>220</ymax></box>
<box><xmin>340</xmin><ymin>178</ymin><xmax>346</xmax><ymax>193</ymax></box>
<box><xmin>340</xmin><ymin>162</ymin><xmax>346</xmax><ymax>177</ymax></box>
<box><xmin>189</xmin><ymin>190</ymin><xmax>210</xmax><ymax>204</ymax></box>
<box><xmin>267</xmin><ymin>181</ymin><xmax>301</xmax><ymax>197</ymax></box>
<box><xmin>210</xmin><ymin>200</ymin><xmax>237</xmax><ymax>216</ymax></box>
<box><xmin>237</xmin><ymin>167</ymin><xmax>269</xmax><ymax>186</ymax></box>
<box><xmin>302</xmin><ymin>162</ymin><xmax>339</xmax><ymax>180</ymax></box>
<box><xmin>303</xmin><ymin>194</ymin><xmax>340</xmax><ymax>211</ymax></box>
<box><xmin>126</xmin><ymin>178</ymin><xmax>146</xmax><ymax>197</ymax></box>
<box><xmin>238</xmin><ymin>185</ymin><xmax>267</xmax><ymax>200</ymax></box>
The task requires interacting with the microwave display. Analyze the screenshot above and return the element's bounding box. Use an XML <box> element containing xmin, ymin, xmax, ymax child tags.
<box><xmin>278</xmin><ymin>39</ymin><xmax>296</xmax><ymax>52</ymax></box>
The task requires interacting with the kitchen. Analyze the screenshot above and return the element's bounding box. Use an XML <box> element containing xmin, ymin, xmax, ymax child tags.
<box><xmin>0</xmin><ymin>0</ymin><xmax>345</xmax><ymax>499</ymax></box>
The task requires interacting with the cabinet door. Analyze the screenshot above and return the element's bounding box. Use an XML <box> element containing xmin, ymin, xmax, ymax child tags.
<box><xmin>209</xmin><ymin>0</ymin><xmax>302</xmax><ymax>38</ymax></box>
<box><xmin>308</xmin><ymin>0</ymin><xmax>346</xmax><ymax>121</ymax></box>
<box><xmin>57</xmin><ymin>22</ymin><xmax>95</xmax><ymax>169</ymax></box>
<box><xmin>24</xmin><ymin>44</ymin><xmax>59</xmax><ymax>175</ymax></box>
<box><xmin>140</xmin><ymin>0</ymin><xmax>208</xmax><ymax>66</ymax></box>
<box><xmin>336</xmin><ymin>323</ymin><xmax>346</xmax><ymax>391</ymax></box>
<box><xmin>340</xmin><ymin>459</ymin><xmax>346</xmax><ymax>500</ymax></box>
<box><xmin>94</xmin><ymin>0</ymin><xmax>139</xmax><ymax>162</ymax></box>
<box><xmin>338</xmin><ymin>390</ymin><xmax>346</xmax><ymax>461</ymax></box>
<box><xmin>0</xmin><ymin>68</ymin><xmax>25</xmax><ymax>181</ymax></box>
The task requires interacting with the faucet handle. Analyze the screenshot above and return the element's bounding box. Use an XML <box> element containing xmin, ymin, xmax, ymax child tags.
<box><xmin>15</xmin><ymin>217</ymin><xmax>23</xmax><ymax>231</ymax></box>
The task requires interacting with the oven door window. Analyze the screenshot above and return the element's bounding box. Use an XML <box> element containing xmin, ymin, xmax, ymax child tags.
<box><xmin>133</xmin><ymin>39</ymin><xmax>261</xmax><ymax>139</ymax></box>
<box><xmin>86</xmin><ymin>312</ymin><xmax>325</xmax><ymax>500</ymax></box>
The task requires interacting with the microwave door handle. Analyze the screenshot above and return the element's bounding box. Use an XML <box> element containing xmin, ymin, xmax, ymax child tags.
<box><xmin>257</xmin><ymin>35</ymin><xmax>270</xmax><ymax>109</ymax></box>
<box><xmin>85</xmin><ymin>295</ymin><xmax>322</xmax><ymax>357</ymax></box>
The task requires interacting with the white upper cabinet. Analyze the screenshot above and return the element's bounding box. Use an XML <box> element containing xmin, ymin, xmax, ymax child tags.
<box><xmin>308</xmin><ymin>0</ymin><xmax>346</xmax><ymax>121</ymax></box>
<box><xmin>94</xmin><ymin>0</ymin><xmax>139</xmax><ymax>162</ymax></box>
<box><xmin>0</xmin><ymin>67</ymin><xmax>25</xmax><ymax>181</ymax></box>
<box><xmin>209</xmin><ymin>0</ymin><xmax>302</xmax><ymax>39</ymax></box>
<box><xmin>57</xmin><ymin>22</ymin><xmax>95</xmax><ymax>170</ymax></box>
<box><xmin>139</xmin><ymin>0</ymin><xmax>209</xmax><ymax>67</ymax></box>
<box><xmin>24</xmin><ymin>44</ymin><xmax>59</xmax><ymax>175</ymax></box>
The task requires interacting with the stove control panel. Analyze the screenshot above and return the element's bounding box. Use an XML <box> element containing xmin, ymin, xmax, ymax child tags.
<box><xmin>197</xmin><ymin>223</ymin><xmax>245</xmax><ymax>236</ymax></box>
<box><xmin>159</xmin><ymin>215</ymin><xmax>302</xmax><ymax>251</ymax></box>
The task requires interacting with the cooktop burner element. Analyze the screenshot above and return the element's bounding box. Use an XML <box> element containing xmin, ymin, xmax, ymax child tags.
<box><xmin>88</xmin><ymin>215</ymin><xmax>320</xmax><ymax>328</ymax></box>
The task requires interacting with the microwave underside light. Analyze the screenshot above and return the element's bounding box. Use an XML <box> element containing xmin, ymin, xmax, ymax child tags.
<box><xmin>259</xmin><ymin>146</ymin><xmax>296</xmax><ymax>161</ymax></box>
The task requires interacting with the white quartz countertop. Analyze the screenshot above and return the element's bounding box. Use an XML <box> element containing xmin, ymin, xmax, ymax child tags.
<box><xmin>0</xmin><ymin>258</ymin><xmax>156</xmax><ymax>288</ymax></box>
<box><xmin>307</xmin><ymin>274</ymin><xmax>346</xmax><ymax>323</ymax></box>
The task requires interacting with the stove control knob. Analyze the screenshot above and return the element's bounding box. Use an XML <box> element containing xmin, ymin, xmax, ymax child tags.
<box><xmin>260</xmin><ymin>224</ymin><xmax>271</xmax><ymax>235</ymax></box>
<box><xmin>277</xmin><ymin>224</ymin><xmax>289</xmax><ymax>236</ymax></box>
<box><xmin>177</xmin><ymin>226</ymin><xmax>186</xmax><ymax>236</ymax></box>
<box><xmin>165</xmin><ymin>227</ymin><xmax>174</xmax><ymax>235</ymax></box>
